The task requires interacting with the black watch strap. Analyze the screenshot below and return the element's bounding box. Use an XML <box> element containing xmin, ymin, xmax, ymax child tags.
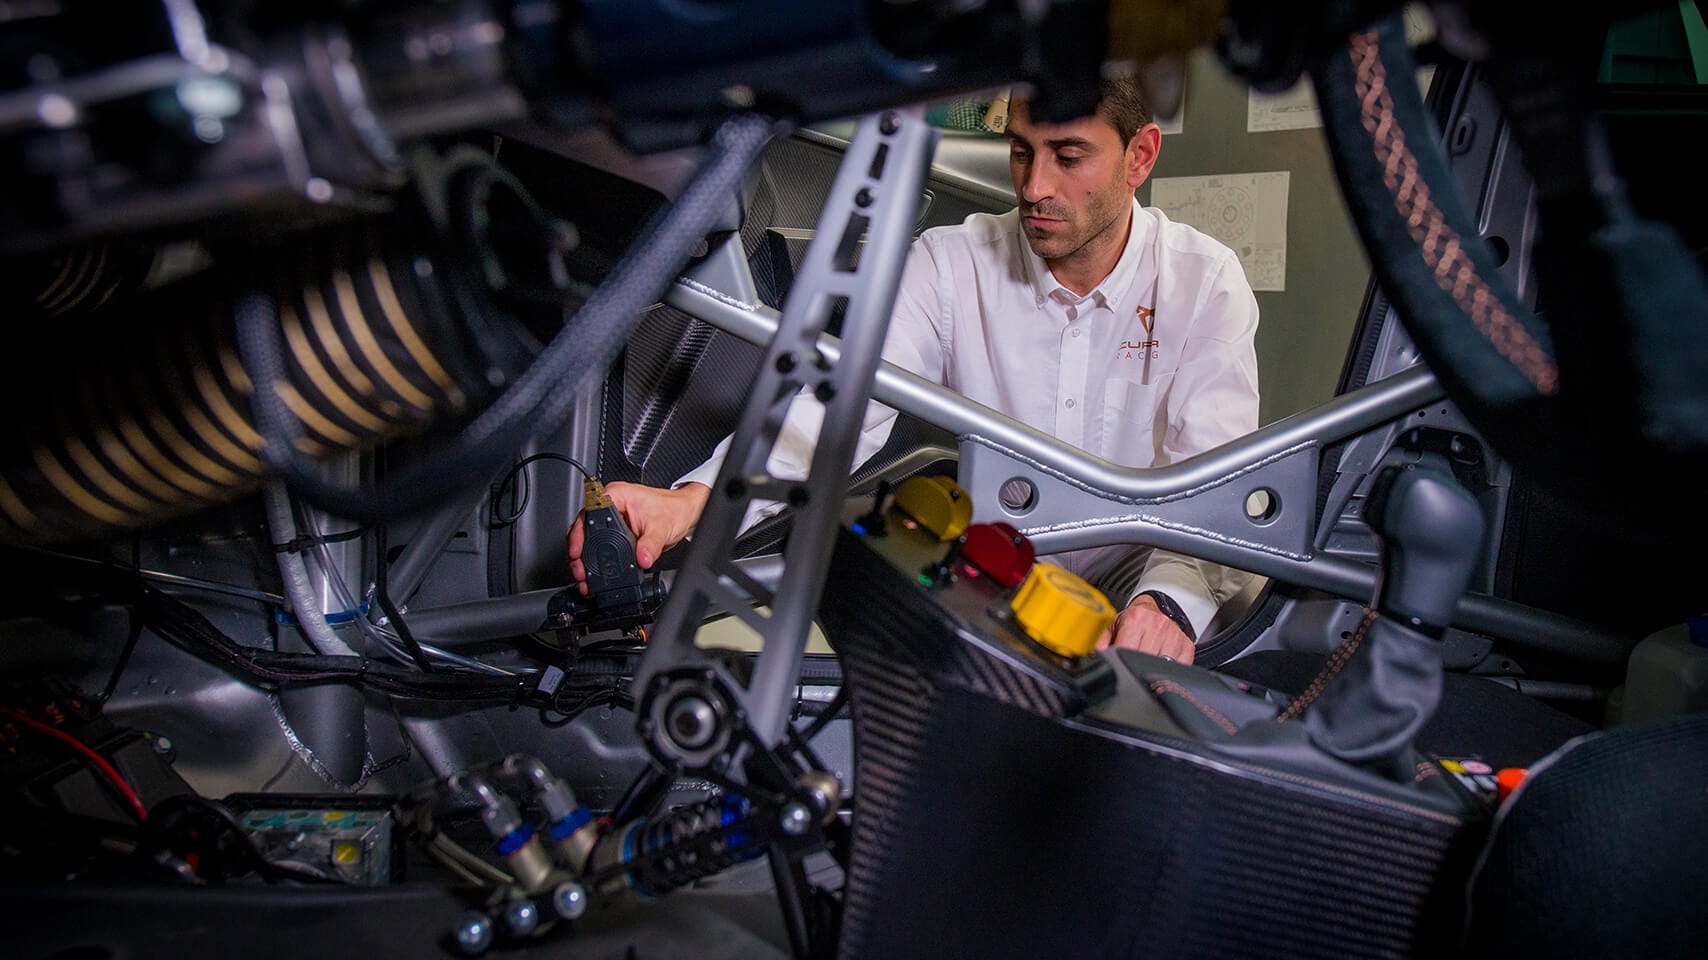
<box><xmin>1137</xmin><ymin>590</ymin><xmax>1197</xmax><ymax>643</ymax></box>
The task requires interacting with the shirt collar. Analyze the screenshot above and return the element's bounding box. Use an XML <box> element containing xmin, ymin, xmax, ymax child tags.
<box><xmin>1019</xmin><ymin>197</ymin><xmax>1151</xmax><ymax>310</ymax></box>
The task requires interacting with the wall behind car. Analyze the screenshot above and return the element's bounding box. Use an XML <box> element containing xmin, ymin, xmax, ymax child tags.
<box><xmin>1137</xmin><ymin>49</ymin><xmax>1376</xmax><ymax>427</ymax></box>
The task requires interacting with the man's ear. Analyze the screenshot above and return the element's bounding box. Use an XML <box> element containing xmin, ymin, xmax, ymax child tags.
<box><xmin>1125</xmin><ymin>123</ymin><xmax>1162</xmax><ymax>191</ymax></box>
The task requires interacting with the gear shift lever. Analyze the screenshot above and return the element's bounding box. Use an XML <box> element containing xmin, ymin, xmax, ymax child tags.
<box><xmin>1304</xmin><ymin>465</ymin><xmax>1484</xmax><ymax>779</ymax></box>
<box><xmin>1365</xmin><ymin>465</ymin><xmax>1486</xmax><ymax>636</ymax></box>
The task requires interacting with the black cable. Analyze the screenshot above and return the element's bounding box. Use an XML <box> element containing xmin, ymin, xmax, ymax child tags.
<box><xmin>270</xmin><ymin>525</ymin><xmax>368</xmax><ymax>555</ymax></box>
<box><xmin>11</xmin><ymin>550</ymin><xmax>537</xmax><ymax>702</ymax></box>
<box><xmin>237</xmin><ymin>114</ymin><xmax>777</xmax><ymax>524</ymax></box>
<box><xmin>258</xmin><ymin>753</ymin><xmax>297</xmax><ymax>792</ymax></box>
<box><xmin>491</xmin><ymin>452</ymin><xmax>594</xmax><ymax>527</ymax></box>
<box><xmin>98</xmin><ymin>615</ymin><xmax>145</xmax><ymax>705</ymax></box>
<box><xmin>138</xmin><ymin>584</ymin><xmax>535</xmax><ymax>702</ymax></box>
<box><xmin>539</xmin><ymin>684</ymin><xmax>634</xmax><ymax>728</ymax></box>
<box><xmin>97</xmin><ymin>539</ymin><xmax>148</xmax><ymax>703</ymax></box>
<box><xmin>373</xmin><ymin>524</ymin><xmax>436</xmax><ymax>673</ymax></box>
<box><xmin>575</xmin><ymin>635</ymin><xmax>652</xmax><ymax>655</ymax></box>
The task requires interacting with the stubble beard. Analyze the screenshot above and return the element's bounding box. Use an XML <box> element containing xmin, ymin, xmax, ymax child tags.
<box><xmin>1022</xmin><ymin>189</ymin><xmax>1126</xmax><ymax>264</ymax></box>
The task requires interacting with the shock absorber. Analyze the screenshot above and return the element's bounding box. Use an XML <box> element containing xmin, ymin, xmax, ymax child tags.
<box><xmin>586</xmin><ymin>793</ymin><xmax>767</xmax><ymax>897</ymax></box>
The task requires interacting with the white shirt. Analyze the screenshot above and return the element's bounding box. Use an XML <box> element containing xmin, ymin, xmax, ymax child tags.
<box><xmin>679</xmin><ymin>199</ymin><xmax>1261</xmax><ymax>639</ymax></box>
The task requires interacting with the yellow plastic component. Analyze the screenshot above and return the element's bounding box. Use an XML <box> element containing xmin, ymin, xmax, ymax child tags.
<box><xmin>583</xmin><ymin>478</ymin><xmax>614</xmax><ymax>510</ymax></box>
<box><xmin>333</xmin><ymin>841</ymin><xmax>362</xmax><ymax>865</ymax></box>
<box><xmin>893</xmin><ymin>475</ymin><xmax>973</xmax><ymax>541</ymax></box>
<box><xmin>1010</xmin><ymin>563</ymin><xmax>1116</xmax><ymax>658</ymax></box>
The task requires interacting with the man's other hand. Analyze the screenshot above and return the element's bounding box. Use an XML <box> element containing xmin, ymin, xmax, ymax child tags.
<box><xmin>1096</xmin><ymin>594</ymin><xmax>1194</xmax><ymax>664</ymax></box>
<box><xmin>566</xmin><ymin>482</ymin><xmax>710</xmax><ymax>596</ymax></box>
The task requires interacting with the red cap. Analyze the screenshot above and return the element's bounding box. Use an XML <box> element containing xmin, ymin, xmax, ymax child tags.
<box><xmin>962</xmin><ymin>522</ymin><xmax>1035</xmax><ymax>587</ymax></box>
<box><xmin>1495</xmin><ymin>767</ymin><xmax>1527</xmax><ymax>802</ymax></box>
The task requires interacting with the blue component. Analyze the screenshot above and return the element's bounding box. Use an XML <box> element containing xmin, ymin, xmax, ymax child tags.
<box><xmin>550</xmin><ymin>807</ymin><xmax>594</xmax><ymax>841</ymax></box>
<box><xmin>621</xmin><ymin>819</ymin><xmax>652</xmax><ymax>897</ymax></box>
<box><xmin>495</xmin><ymin>824</ymin><xmax>535</xmax><ymax>857</ymax></box>
<box><xmin>721</xmin><ymin>795</ymin><xmax>753</xmax><ymax>851</ymax></box>
<box><xmin>618</xmin><ymin>795</ymin><xmax>765</xmax><ymax>897</ymax></box>
<box><xmin>851</xmin><ymin>522</ymin><xmax>867</xmax><ymax>536</ymax></box>
<box><xmin>1689</xmin><ymin>615</ymin><xmax>1708</xmax><ymax>649</ymax></box>
<box><xmin>274</xmin><ymin>602</ymin><xmax>369</xmax><ymax>626</ymax></box>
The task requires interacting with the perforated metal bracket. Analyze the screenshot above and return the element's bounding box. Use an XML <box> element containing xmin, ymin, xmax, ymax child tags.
<box><xmin>634</xmin><ymin>108</ymin><xmax>938</xmax><ymax>764</ymax></box>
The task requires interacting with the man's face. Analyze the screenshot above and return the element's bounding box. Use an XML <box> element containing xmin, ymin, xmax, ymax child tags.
<box><xmin>1006</xmin><ymin>101</ymin><xmax>1152</xmax><ymax>261</ymax></box>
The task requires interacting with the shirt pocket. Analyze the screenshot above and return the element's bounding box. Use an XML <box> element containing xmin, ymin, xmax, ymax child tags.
<box><xmin>1101</xmin><ymin>372</ymin><xmax>1174</xmax><ymax>466</ymax></box>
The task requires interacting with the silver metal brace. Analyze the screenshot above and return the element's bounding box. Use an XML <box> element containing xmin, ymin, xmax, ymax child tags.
<box><xmin>663</xmin><ymin>283</ymin><xmax>1620</xmax><ymax>660</ymax></box>
<box><xmin>634</xmin><ymin>108</ymin><xmax>938</xmax><ymax>763</ymax></box>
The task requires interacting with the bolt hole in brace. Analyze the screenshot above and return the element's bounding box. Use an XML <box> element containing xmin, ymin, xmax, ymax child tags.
<box><xmin>628</xmin><ymin>108</ymin><xmax>937</xmax><ymax>957</ymax></box>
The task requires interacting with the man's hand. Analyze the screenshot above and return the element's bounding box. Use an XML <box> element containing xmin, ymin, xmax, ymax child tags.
<box><xmin>566</xmin><ymin>482</ymin><xmax>710</xmax><ymax>596</ymax></box>
<box><xmin>1096</xmin><ymin>594</ymin><xmax>1195</xmax><ymax>664</ymax></box>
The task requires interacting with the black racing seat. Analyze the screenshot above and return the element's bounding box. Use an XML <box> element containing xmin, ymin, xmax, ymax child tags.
<box><xmin>1464</xmin><ymin>714</ymin><xmax>1708</xmax><ymax>958</ymax></box>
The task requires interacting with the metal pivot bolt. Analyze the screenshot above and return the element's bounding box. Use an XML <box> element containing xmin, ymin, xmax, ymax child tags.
<box><xmin>666</xmin><ymin>695</ymin><xmax>718</xmax><ymax>750</ymax></box>
<box><xmin>552</xmin><ymin>880</ymin><xmax>589</xmax><ymax>920</ymax></box>
<box><xmin>796</xmin><ymin>770</ymin><xmax>843</xmax><ymax>823</ymax></box>
<box><xmin>503</xmin><ymin>898</ymin><xmax>540</xmax><ymax>936</ymax></box>
<box><xmin>453</xmin><ymin>911</ymin><xmax>494</xmax><ymax>956</ymax></box>
<box><xmin>779</xmin><ymin>801</ymin><xmax>812</xmax><ymax>836</ymax></box>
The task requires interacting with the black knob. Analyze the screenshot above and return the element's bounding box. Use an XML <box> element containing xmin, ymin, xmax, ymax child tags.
<box><xmin>920</xmin><ymin>536</ymin><xmax>965</xmax><ymax>587</ymax></box>
<box><xmin>1364</xmin><ymin>466</ymin><xmax>1484</xmax><ymax>636</ymax></box>
<box><xmin>856</xmin><ymin>479</ymin><xmax>893</xmax><ymax>537</ymax></box>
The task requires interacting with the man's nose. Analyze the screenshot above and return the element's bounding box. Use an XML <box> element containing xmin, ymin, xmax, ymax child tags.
<box><xmin>1020</xmin><ymin>162</ymin><xmax>1053</xmax><ymax>205</ymax></box>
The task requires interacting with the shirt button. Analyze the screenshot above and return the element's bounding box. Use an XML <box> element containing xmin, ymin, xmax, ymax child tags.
<box><xmin>1064</xmin><ymin>398</ymin><xmax>1076</xmax><ymax>409</ymax></box>
<box><xmin>1071</xmin><ymin>328</ymin><xmax>1082</xmax><ymax>338</ymax></box>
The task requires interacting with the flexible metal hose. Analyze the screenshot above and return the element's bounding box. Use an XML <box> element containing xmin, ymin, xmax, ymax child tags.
<box><xmin>248</xmin><ymin>113</ymin><xmax>778</xmax><ymax>522</ymax></box>
<box><xmin>0</xmin><ymin>149</ymin><xmax>565</xmax><ymax>544</ymax></box>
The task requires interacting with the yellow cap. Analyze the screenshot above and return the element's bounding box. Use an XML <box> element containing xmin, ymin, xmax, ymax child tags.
<box><xmin>893</xmin><ymin>476</ymin><xmax>973</xmax><ymax>541</ymax></box>
<box><xmin>1010</xmin><ymin>563</ymin><xmax>1116</xmax><ymax>658</ymax></box>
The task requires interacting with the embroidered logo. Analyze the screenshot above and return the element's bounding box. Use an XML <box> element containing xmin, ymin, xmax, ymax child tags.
<box><xmin>1117</xmin><ymin>304</ymin><xmax>1159</xmax><ymax>360</ymax></box>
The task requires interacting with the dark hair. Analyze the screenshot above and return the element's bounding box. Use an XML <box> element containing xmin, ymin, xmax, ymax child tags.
<box><xmin>1097</xmin><ymin>74</ymin><xmax>1153</xmax><ymax>146</ymax></box>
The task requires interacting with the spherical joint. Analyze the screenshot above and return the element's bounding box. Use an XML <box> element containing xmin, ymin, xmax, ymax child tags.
<box><xmin>795</xmin><ymin>770</ymin><xmax>842</xmax><ymax>823</ymax></box>
<box><xmin>779</xmin><ymin>801</ymin><xmax>812</xmax><ymax>837</ymax></box>
<box><xmin>552</xmin><ymin>880</ymin><xmax>589</xmax><ymax>921</ymax></box>
<box><xmin>665</xmin><ymin>695</ymin><xmax>719</xmax><ymax>751</ymax></box>
<box><xmin>503</xmin><ymin>898</ymin><xmax>540</xmax><ymax>937</ymax></box>
<box><xmin>453</xmin><ymin>911</ymin><xmax>494</xmax><ymax>956</ymax></box>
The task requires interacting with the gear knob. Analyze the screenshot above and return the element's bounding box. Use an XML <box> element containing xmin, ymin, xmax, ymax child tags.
<box><xmin>1364</xmin><ymin>466</ymin><xmax>1485</xmax><ymax>636</ymax></box>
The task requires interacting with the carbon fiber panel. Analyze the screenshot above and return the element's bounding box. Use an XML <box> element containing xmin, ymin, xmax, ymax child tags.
<box><xmin>818</xmin><ymin>524</ymin><xmax>1481</xmax><ymax>959</ymax></box>
<box><xmin>596</xmin><ymin>304</ymin><xmax>765</xmax><ymax>488</ymax></box>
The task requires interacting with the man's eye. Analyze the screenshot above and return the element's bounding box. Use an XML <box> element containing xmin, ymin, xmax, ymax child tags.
<box><xmin>1010</xmin><ymin>150</ymin><xmax>1031</xmax><ymax>162</ymax></box>
<box><xmin>1058</xmin><ymin>155</ymin><xmax>1082</xmax><ymax>166</ymax></box>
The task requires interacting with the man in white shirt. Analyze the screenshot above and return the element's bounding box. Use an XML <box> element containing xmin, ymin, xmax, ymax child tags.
<box><xmin>569</xmin><ymin>76</ymin><xmax>1260</xmax><ymax>664</ymax></box>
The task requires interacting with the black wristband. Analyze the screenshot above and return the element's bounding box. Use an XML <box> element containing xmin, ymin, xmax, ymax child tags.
<box><xmin>1137</xmin><ymin>590</ymin><xmax>1197</xmax><ymax>643</ymax></box>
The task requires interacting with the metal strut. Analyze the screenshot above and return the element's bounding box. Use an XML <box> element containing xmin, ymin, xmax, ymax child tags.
<box><xmin>633</xmin><ymin>108</ymin><xmax>937</xmax><ymax>766</ymax></box>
